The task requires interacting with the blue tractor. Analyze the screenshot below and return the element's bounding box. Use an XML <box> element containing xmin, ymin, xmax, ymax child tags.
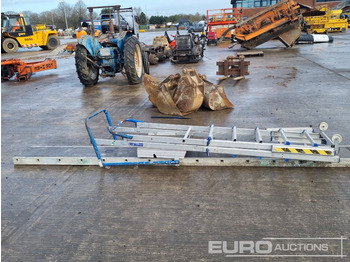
<box><xmin>75</xmin><ymin>5</ymin><xmax>149</xmax><ymax>87</ymax></box>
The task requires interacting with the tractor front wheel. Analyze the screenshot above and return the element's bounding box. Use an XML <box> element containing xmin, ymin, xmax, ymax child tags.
<box><xmin>2</xmin><ymin>38</ymin><xmax>19</xmax><ymax>53</ymax></box>
<box><xmin>124</xmin><ymin>36</ymin><xmax>144</xmax><ymax>84</ymax></box>
<box><xmin>75</xmin><ymin>45</ymin><xmax>99</xmax><ymax>87</ymax></box>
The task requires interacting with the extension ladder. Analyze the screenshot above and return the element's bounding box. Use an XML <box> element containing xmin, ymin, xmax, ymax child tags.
<box><xmin>86</xmin><ymin>110</ymin><xmax>342</xmax><ymax>167</ymax></box>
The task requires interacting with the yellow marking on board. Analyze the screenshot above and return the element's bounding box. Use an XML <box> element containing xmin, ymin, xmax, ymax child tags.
<box><xmin>303</xmin><ymin>149</ymin><xmax>313</xmax><ymax>154</ymax></box>
<box><xmin>289</xmin><ymin>148</ymin><xmax>299</xmax><ymax>153</ymax></box>
<box><xmin>275</xmin><ymin>147</ymin><xmax>285</xmax><ymax>152</ymax></box>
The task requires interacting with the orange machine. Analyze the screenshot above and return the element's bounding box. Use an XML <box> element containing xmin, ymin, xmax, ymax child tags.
<box><xmin>1</xmin><ymin>58</ymin><xmax>57</xmax><ymax>81</ymax></box>
<box><xmin>207</xmin><ymin>8</ymin><xmax>244</xmax><ymax>38</ymax></box>
<box><xmin>233</xmin><ymin>0</ymin><xmax>301</xmax><ymax>49</ymax></box>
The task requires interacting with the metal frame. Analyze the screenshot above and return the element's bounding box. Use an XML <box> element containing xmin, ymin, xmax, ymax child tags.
<box><xmin>83</xmin><ymin>109</ymin><xmax>342</xmax><ymax>167</ymax></box>
<box><xmin>13</xmin><ymin>156</ymin><xmax>350</xmax><ymax>167</ymax></box>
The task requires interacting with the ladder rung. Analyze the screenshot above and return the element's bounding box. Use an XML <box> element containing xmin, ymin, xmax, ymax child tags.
<box><xmin>320</xmin><ymin>131</ymin><xmax>333</xmax><ymax>145</ymax></box>
<box><xmin>232</xmin><ymin>126</ymin><xmax>237</xmax><ymax>141</ymax></box>
<box><xmin>279</xmin><ymin>128</ymin><xmax>290</xmax><ymax>145</ymax></box>
<box><xmin>207</xmin><ymin>124</ymin><xmax>214</xmax><ymax>145</ymax></box>
<box><xmin>183</xmin><ymin>127</ymin><xmax>192</xmax><ymax>142</ymax></box>
<box><xmin>303</xmin><ymin>130</ymin><xmax>318</xmax><ymax>147</ymax></box>
<box><xmin>255</xmin><ymin>127</ymin><xmax>262</xmax><ymax>143</ymax></box>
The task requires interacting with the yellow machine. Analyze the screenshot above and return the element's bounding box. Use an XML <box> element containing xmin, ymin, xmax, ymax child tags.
<box><xmin>304</xmin><ymin>7</ymin><xmax>348</xmax><ymax>34</ymax></box>
<box><xmin>1</xmin><ymin>13</ymin><xmax>60</xmax><ymax>53</ymax></box>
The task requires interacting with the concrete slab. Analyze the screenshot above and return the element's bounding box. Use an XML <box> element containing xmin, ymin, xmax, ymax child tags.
<box><xmin>2</xmin><ymin>30</ymin><xmax>350</xmax><ymax>261</ymax></box>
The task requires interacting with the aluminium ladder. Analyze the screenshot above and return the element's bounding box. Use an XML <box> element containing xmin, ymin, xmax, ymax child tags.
<box><xmin>85</xmin><ymin>109</ymin><xmax>342</xmax><ymax>167</ymax></box>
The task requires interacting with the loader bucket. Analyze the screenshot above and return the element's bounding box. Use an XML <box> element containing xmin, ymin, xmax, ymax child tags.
<box><xmin>202</xmin><ymin>79</ymin><xmax>234</xmax><ymax>110</ymax></box>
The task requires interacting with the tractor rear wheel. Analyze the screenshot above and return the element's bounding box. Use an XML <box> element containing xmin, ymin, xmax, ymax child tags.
<box><xmin>124</xmin><ymin>36</ymin><xmax>144</xmax><ymax>84</ymax></box>
<box><xmin>46</xmin><ymin>35</ymin><xmax>60</xmax><ymax>50</ymax></box>
<box><xmin>2</xmin><ymin>38</ymin><xmax>19</xmax><ymax>53</ymax></box>
<box><xmin>75</xmin><ymin>45</ymin><xmax>99</xmax><ymax>87</ymax></box>
<box><xmin>142</xmin><ymin>51</ymin><xmax>150</xmax><ymax>74</ymax></box>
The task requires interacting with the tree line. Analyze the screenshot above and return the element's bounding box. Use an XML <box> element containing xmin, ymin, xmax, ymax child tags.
<box><xmin>148</xmin><ymin>13</ymin><xmax>206</xmax><ymax>25</ymax></box>
<box><xmin>5</xmin><ymin>0</ymin><xmax>205</xmax><ymax>30</ymax></box>
<box><xmin>18</xmin><ymin>0</ymin><xmax>96</xmax><ymax>30</ymax></box>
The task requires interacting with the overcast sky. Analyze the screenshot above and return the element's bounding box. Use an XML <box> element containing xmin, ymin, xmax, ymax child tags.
<box><xmin>1</xmin><ymin>0</ymin><xmax>233</xmax><ymax>16</ymax></box>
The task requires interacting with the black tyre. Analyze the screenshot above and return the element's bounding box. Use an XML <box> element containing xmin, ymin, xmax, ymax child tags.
<box><xmin>46</xmin><ymin>35</ymin><xmax>60</xmax><ymax>50</ymax></box>
<box><xmin>2</xmin><ymin>38</ymin><xmax>19</xmax><ymax>53</ymax></box>
<box><xmin>124</xmin><ymin>36</ymin><xmax>144</xmax><ymax>84</ymax></box>
<box><xmin>142</xmin><ymin>51</ymin><xmax>150</xmax><ymax>74</ymax></box>
<box><xmin>75</xmin><ymin>45</ymin><xmax>99</xmax><ymax>87</ymax></box>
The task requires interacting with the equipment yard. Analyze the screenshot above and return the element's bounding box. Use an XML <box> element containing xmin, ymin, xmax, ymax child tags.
<box><xmin>2</xmin><ymin>29</ymin><xmax>350</xmax><ymax>260</ymax></box>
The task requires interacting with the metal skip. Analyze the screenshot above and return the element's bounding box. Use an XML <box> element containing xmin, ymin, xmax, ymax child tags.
<box><xmin>144</xmin><ymin>68</ymin><xmax>233</xmax><ymax>116</ymax></box>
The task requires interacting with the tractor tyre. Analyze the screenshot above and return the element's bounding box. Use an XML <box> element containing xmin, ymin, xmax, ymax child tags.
<box><xmin>46</xmin><ymin>35</ymin><xmax>60</xmax><ymax>50</ymax></box>
<box><xmin>2</xmin><ymin>38</ymin><xmax>19</xmax><ymax>53</ymax></box>
<box><xmin>75</xmin><ymin>45</ymin><xmax>99</xmax><ymax>87</ymax></box>
<box><xmin>124</xmin><ymin>36</ymin><xmax>144</xmax><ymax>84</ymax></box>
<box><xmin>142</xmin><ymin>51</ymin><xmax>150</xmax><ymax>74</ymax></box>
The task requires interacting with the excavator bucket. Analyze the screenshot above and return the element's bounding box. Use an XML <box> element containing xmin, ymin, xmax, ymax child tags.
<box><xmin>144</xmin><ymin>73</ymin><xmax>180</xmax><ymax>106</ymax></box>
<box><xmin>172</xmin><ymin>68</ymin><xmax>204</xmax><ymax>114</ymax></box>
<box><xmin>144</xmin><ymin>74</ymin><xmax>162</xmax><ymax>106</ymax></box>
<box><xmin>156</xmin><ymin>86</ymin><xmax>184</xmax><ymax>116</ymax></box>
<box><xmin>202</xmin><ymin>79</ymin><xmax>234</xmax><ymax>110</ymax></box>
<box><xmin>144</xmin><ymin>68</ymin><xmax>233</xmax><ymax>116</ymax></box>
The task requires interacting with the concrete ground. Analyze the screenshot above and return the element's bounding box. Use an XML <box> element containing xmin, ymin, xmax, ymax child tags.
<box><xmin>1</xmin><ymin>30</ymin><xmax>350</xmax><ymax>261</ymax></box>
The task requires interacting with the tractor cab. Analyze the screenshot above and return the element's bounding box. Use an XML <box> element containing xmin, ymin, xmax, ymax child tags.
<box><xmin>1</xmin><ymin>13</ymin><xmax>33</xmax><ymax>38</ymax></box>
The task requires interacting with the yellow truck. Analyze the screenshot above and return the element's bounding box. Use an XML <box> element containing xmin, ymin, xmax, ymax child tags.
<box><xmin>304</xmin><ymin>7</ymin><xmax>348</xmax><ymax>34</ymax></box>
<box><xmin>1</xmin><ymin>13</ymin><xmax>60</xmax><ymax>53</ymax></box>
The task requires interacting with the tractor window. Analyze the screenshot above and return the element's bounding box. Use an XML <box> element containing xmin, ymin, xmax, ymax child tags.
<box><xmin>2</xmin><ymin>19</ymin><xmax>9</xmax><ymax>32</ymax></box>
<box><xmin>8</xmin><ymin>17</ymin><xmax>24</xmax><ymax>32</ymax></box>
